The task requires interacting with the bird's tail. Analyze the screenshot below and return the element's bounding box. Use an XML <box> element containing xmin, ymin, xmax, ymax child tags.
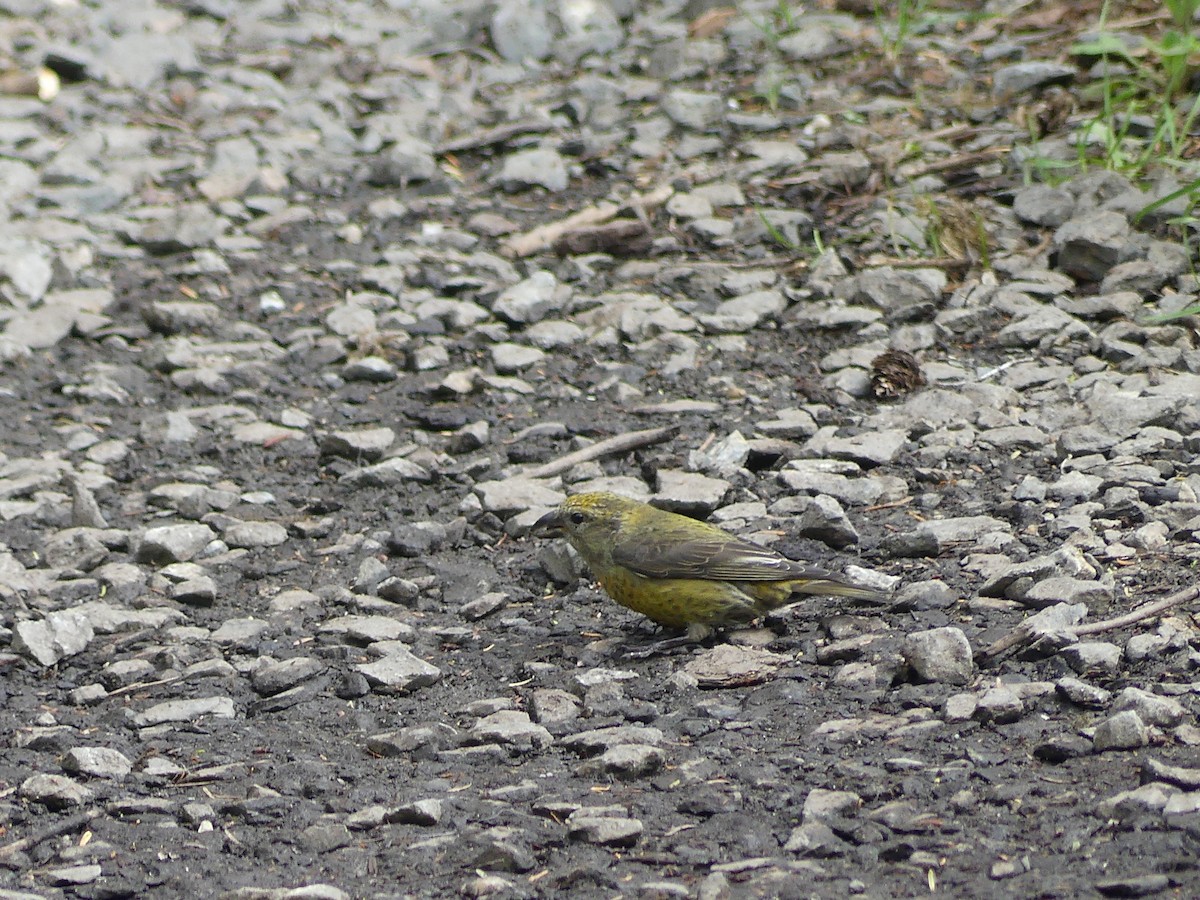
<box><xmin>789</xmin><ymin>577</ymin><xmax>887</xmax><ymax>604</ymax></box>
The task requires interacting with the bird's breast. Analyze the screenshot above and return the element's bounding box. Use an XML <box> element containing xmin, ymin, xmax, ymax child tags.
<box><xmin>595</xmin><ymin>568</ymin><xmax>757</xmax><ymax>630</ymax></box>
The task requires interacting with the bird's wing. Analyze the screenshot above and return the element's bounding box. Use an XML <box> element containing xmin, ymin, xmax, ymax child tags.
<box><xmin>613</xmin><ymin>532</ymin><xmax>822</xmax><ymax>582</ymax></box>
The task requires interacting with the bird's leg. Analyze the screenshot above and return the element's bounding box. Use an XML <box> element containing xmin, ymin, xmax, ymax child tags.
<box><xmin>619</xmin><ymin>623</ymin><xmax>714</xmax><ymax>659</ymax></box>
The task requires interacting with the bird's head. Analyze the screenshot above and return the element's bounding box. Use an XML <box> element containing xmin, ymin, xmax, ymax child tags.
<box><xmin>531</xmin><ymin>491</ymin><xmax>635</xmax><ymax>560</ymax></box>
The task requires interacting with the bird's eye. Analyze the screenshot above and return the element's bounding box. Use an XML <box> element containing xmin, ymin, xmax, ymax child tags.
<box><xmin>568</xmin><ymin>511</ymin><xmax>586</xmax><ymax>525</ymax></box>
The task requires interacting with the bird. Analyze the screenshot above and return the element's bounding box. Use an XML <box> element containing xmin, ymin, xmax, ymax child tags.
<box><xmin>532</xmin><ymin>491</ymin><xmax>884</xmax><ymax>647</ymax></box>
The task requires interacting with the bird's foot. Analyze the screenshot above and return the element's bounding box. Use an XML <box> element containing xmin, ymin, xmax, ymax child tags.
<box><xmin>619</xmin><ymin>623</ymin><xmax>716</xmax><ymax>659</ymax></box>
<box><xmin>619</xmin><ymin>635</ymin><xmax>699</xmax><ymax>659</ymax></box>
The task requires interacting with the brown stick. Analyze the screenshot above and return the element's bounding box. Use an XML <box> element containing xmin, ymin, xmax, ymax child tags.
<box><xmin>436</xmin><ymin>118</ymin><xmax>554</xmax><ymax>154</ymax></box>
<box><xmin>1073</xmin><ymin>584</ymin><xmax>1200</xmax><ymax>636</ymax></box>
<box><xmin>977</xmin><ymin>622</ymin><xmax>1038</xmax><ymax>661</ymax></box>
<box><xmin>899</xmin><ymin>147</ymin><xmax>1010</xmax><ymax>179</ymax></box>
<box><xmin>502</xmin><ymin>203</ymin><xmax>620</xmax><ymax>258</ymax></box>
<box><xmin>979</xmin><ymin>584</ymin><xmax>1200</xmax><ymax>661</ymax></box>
<box><xmin>501</xmin><ymin>184</ymin><xmax>674</xmax><ymax>258</ymax></box>
<box><xmin>522</xmin><ymin>425</ymin><xmax>677</xmax><ymax>479</ymax></box>
<box><xmin>0</xmin><ymin>807</ymin><xmax>103</xmax><ymax>859</ymax></box>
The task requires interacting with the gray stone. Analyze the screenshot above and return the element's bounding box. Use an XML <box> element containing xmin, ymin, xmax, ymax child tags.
<box><xmin>321</xmin><ymin>615</ymin><xmax>415</xmax><ymax>644</ymax></box>
<box><xmin>1053</xmin><ymin>211</ymin><xmax>1131</xmax><ymax>282</ymax></box>
<box><xmin>1055</xmin><ymin>677</ymin><xmax>1112</xmax><ymax>709</ymax></box>
<box><xmin>588</xmin><ymin>744</ymin><xmax>665</xmax><ymax>778</ymax></box>
<box><xmin>1060</xmin><ymin>641</ymin><xmax>1122</xmax><ymax>677</ymax></box>
<box><xmin>74</xmin><ymin>600</ymin><xmax>183</xmax><ymax>633</ymax></box>
<box><xmin>144</xmin><ymin>300</ymin><xmax>222</xmax><ymax>334</ymax></box>
<box><xmin>491</xmin><ymin>0</ymin><xmax>552</xmax><ymax>61</ymax></box>
<box><xmin>996</xmin><ymin>306</ymin><xmax>1093</xmax><ymax>348</ymax></box>
<box><xmin>171</xmin><ymin>575</ymin><xmax>218</xmax><ymax>606</ymax></box>
<box><xmin>321</xmin><ymin>427</ymin><xmax>395</xmax><ymax>461</ymax></box>
<box><xmin>1112</xmin><ymin>687</ymin><xmax>1186</xmax><ymax>728</ymax></box>
<box><xmin>566</xmin><ymin>810</ymin><xmax>642</xmax><ymax>846</ymax></box>
<box><xmin>45</xmin><ymin>863</ymin><xmax>103</xmax><ymax>886</ymax></box>
<box><xmin>5</xmin><ymin>289</ymin><xmax>115</xmax><ymax>349</ymax></box>
<box><xmin>340</xmin><ymin>457</ymin><xmax>433</xmax><ymax>487</ymax></box>
<box><xmin>689</xmin><ymin>430</ymin><xmax>751</xmax><ymax>475</ymax></box>
<box><xmin>392</xmin><ymin>521</ymin><xmax>451</xmax><ymax>558</ymax></box>
<box><xmin>682</xmin><ymin>645</ymin><xmax>786</xmax><ymax>687</ymax></box>
<box><xmin>367</xmin><ymin>725</ymin><xmax>456</xmax><ymax>760</ymax></box>
<box><xmin>368</xmin><ymin>137</ymin><xmax>438</xmax><ymax>185</ymax></box>
<box><xmin>252</xmin><ymin>657</ymin><xmax>326</xmax><ymax>696</ymax></box>
<box><xmin>757</xmin><ymin>408</ymin><xmax>818</xmax><ymax>439</ymax></box>
<box><xmin>1093</xmin><ymin>710</ymin><xmax>1149</xmax><ymax>751</ymax></box>
<box><xmin>529</xmin><ymin>688</ymin><xmax>582</xmax><ymax>730</ymax></box>
<box><xmin>490</xmin><ymin>342</ymin><xmax>546</xmax><ymax>373</ymax></box>
<box><xmin>355</xmin><ymin>648</ymin><xmax>441</xmax><ymax>693</ymax></box>
<box><xmin>975</xmin><ymin>686</ymin><xmax>1024</xmax><ymax>723</ymax></box>
<box><xmin>493</xmin><ymin>271</ymin><xmax>562</xmax><ymax>324</ymax></box>
<box><xmin>698</xmin><ymin>289</ymin><xmax>786</xmax><ymax>333</ymax></box>
<box><xmin>944</xmin><ymin>693</ymin><xmax>977</xmax><ymax>722</ymax></box>
<box><xmin>992</xmin><ymin>61</ymin><xmax>1076</xmax><ymax>96</ymax></box>
<box><xmin>12</xmin><ymin>611</ymin><xmax>95</xmax><ymax>667</ymax></box>
<box><xmin>1012</xmin><ymin>184</ymin><xmax>1075</xmax><ymax>227</ymax></box>
<box><xmin>326</xmin><ymin>302</ymin><xmax>376</xmax><ymax>337</ymax></box>
<box><xmin>211</xmin><ymin>617</ymin><xmax>270</xmax><ymax>648</ymax></box>
<box><xmin>299</xmin><ymin>823</ymin><xmax>353</xmax><ymax>854</ymax></box>
<box><xmin>1096</xmin><ymin>783</ymin><xmax>1174</xmax><ymax>818</ymax></box>
<box><xmin>389</xmin><ymin>798</ymin><xmax>444</xmax><ymax>826</ymax></box>
<box><xmin>137</xmin><ymin>523</ymin><xmax>217</xmax><ymax>564</ymax></box>
<box><xmin>134</xmin><ymin>697</ymin><xmax>236</xmax><ymax>727</ymax></box>
<box><xmin>136</xmin><ymin>203</ymin><xmax>228</xmax><ymax>253</ymax></box>
<box><xmin>784</xmin><ymin>819</ymin><xmax>845</xmax><ymax>856</ymax></box>
<box><xmin>495</xmin><ymin>148</ymin><xmax>568</xmax><ymax>192</ymax></box>
<box><xmin>661</xmin><ymin>89</ymin><xmax>724</xmax><ymax>131</ymax></box>
<box><xmin>919</xmin><ymin>516</ymin><xmax>1011</xmax><ymax>543</ymax></box>
<box><xmin>789</xmin><ymin>493</ymin><xmax>860</xmax><ymax>549</ymax></box>
<box><xmin>777</xmin><ymin>462</ymin><xmax>898</xmax><ymax>506</ymax></box>
<box><xmin>1021</xmin><ymin>577</ymin><xmax>1112</xmax><ymax>608</ymax></box>
<box><xmin>19</xmin><ymin>773</ymin><xmax>93</xmax><ymax>809</ymax></box>
<box><xmin>851</xmin><ymin>267</ymin><xmax>946</xmax><ymax>311</ymax></box>
<box><xmin>60</xmin><ymin>747</ymin><xmax>132</xmax><ymax>779</ymax></box>
<box><xmin>808</xmin><ymin>429</ymin><xmax>908</xmax><ymax>466</ymax></box>
<box><xmin>777</xmin><ymin>21</ymin><xmax>845</xmax><ymax>61</ymax></box>
<box><xmin>525</xmin><ymin>320</ymin><xmax>584</xmax><ymax>348</ymax></box>
<box><xmin>1125</xmin><ymin>631</ymin><xmax>1171</xmax><ymax>663</ymax></box>
<box><xmin>343</xmin><ymin>356</ymin><xmax>398</xmax><ymax>382</ymax></box>
<box><xmin>469</xmin><ymin>711</ymin><xmax>552</xmax><ymax>750</ymax></box>
<box><xmin>1046</xmin><ymin>471</ymin><xmax>1103</xmax><ymax>502</ymax></box>
<box><xmin>223</xmin><ymin>521</ymin><xmax>288</xmax><ymax>548</ymax></box>
<box><xmin>460</xmin><ymin>591</ymin><xmax>509</xmax><ymax>621</ymax></box>
<box><xmin>561</xmin><ymin>725</ymin><xmax>664</xmax><ymax>755</ymax></box>
<box><xmin>475</xmin><ymin>478</ymin><xmax>564</xmax><ymax>516</ymax></box>
<box><xmin>653</xmin><ymin>470</ymin><xmax>730</xmax><ymax>514</ymax></box>
<box><xmin>903</xmin><ymin>627</ymin><xmax>974</xmax><ymax>685</ymax></box>
<box><xmin>0</xmin><ymin>237</ymin><xmax>53</xmax><ymax>303</ymax></box>
<box><xmin>802</xmin><ymin>788</ymin><xmax>862</xmax><ymax>822</ymax></box>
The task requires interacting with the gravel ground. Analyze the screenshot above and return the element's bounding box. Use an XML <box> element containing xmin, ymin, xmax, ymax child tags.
<box><xmin>2</xmin><ymin>1</ymin><xmax>1200</xmax><ymax>898</ymax></box>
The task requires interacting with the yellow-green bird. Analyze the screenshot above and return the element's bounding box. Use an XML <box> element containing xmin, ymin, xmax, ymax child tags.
<box><xmin>533</xmin><ymin>491</ymin><xmax>884</xmax><ymax>643</ymax></box>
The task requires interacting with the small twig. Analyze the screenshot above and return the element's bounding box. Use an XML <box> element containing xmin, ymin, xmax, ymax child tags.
<box><xmin>502</xmin><ymin>202</ymin><xmax>620</xmax><ymax>257</ymax></box>
<box><xmin>858</xmin><ymin>255</ymin><xmax>974</xmax><ymax>272</ymax></box>
<box><xmin>501</xmin><ymin>185</ymin><xmax>673</xmax><ymax>258</ymax></box>
<box><xmin>522</xmin><ymin>425</ymin><xmax>677</xmax><ymax>479</ymax></box>
<box><xmin>979</xmin><ymin>584</ymin><xmax>1200</xmax><ymax>662</ymax></box>
<box><xmin>978</xmin><ymin>622</ymin><xmax>1038</xmax><ymax>662</ymax></box>
<box><xmin>976</xmin><ymin>359</ymin><xmax>1025</xmax><ymax>381</ymax></box>
<box><xmin>435</xmin><ymin>118</ymin><xmax>554</xmax><ymax>154</ymax></box>
<box><xmin>105</xmin><ymin>674</ymin><xmax>186</xmax><ymax>698</ymax></box>
<box><xmin>863</xmin><ymin>496</ymin><xmax>913</xmax><ymax>513</ymax></box>
<box><xmin>1074</xmin><ymin>585</ymin><xmax>1200</xmax><ymax>637</ymax></box>
<box><xmin>0</xmin><ymin>807</ymin><xmax>103</xmax><ymax>859</ymax></box>
<box><xmin>898</xmin><ymin>147</ymin><xmax>1010</xmax><ymax>180</ymax></box>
